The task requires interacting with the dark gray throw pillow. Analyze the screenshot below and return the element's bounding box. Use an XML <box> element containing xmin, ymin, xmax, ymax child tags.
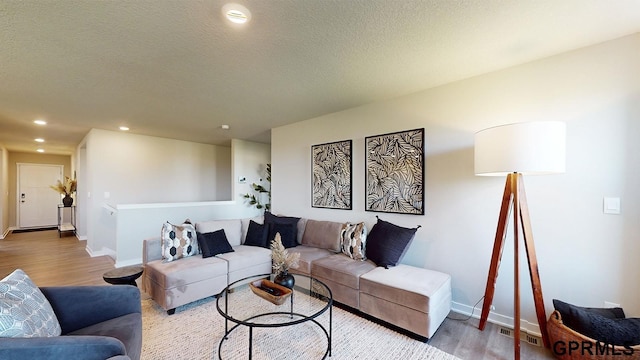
<box><xmin>244</xmin><ymin>220</ymin><xmax>269</xmax><ymax>248</ymax></box>
<box><xmin>197</xmin><ymin>229</ymin><xmax>234</xmax><ymax>258</ymax></box>
<box><xmin>553</xmin><ymin>299</ymin><xmax>640</xmax><ymax>346</ymax></box>
<box><xmin>264</xmin><ymin>212</ymin><xmax>300</xmax><ymax>248</ymax></box>
<box><xmin>553</xmin><ymin>299</ymin><xmax>625</xmax><ymax>320</ymax></box>
<box><xmin>365</xmin><ymin>217</ymin><xmax>418</xmax><ymax>268</ymax></box>
<box><xmin>268</xmin><ymin>222</ymin><xmax>297</xmax><ymax>249</ymax></box>
<box><xmin>264</xmin><ymin>211</ymin><xmax>300</xmax><ymax>226</ymax></box>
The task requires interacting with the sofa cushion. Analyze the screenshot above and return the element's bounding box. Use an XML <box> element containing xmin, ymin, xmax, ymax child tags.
<box><xmin>365</xmin><ymin>217</ymin><xmax>418</xmax><ymax>268</ymax></box>
<box><xmin>195</xmin><ymin>219</ymin><xmax>242</xmax><ymax>246</ymax></box>
<box><xmin>243</xmin><ymin>220</ymin><xmax>269</xmax><ymax>248</ymax></box>
<box><xmin>288</xmin><ymin>245</ymin><xmax>332</xmax><ymax>275</ymax></box>
<box><xmin>215</xmin><ymin>245</ymin><xmax>272</xmax><ymax>273</ymax></box>
<box><xmin>311</xmin><ymin>254</ymin><xmax>376</xmax><ymax>290</ymax></box>
<box><xmin>197</xmin><ymin>230</ymin><xmax>234</xmax><ymax>258</ymax></box>
<box><xmin>360</xmin><ymin>264</ymin><xmax>451</xmax><ymax>314</ymax></box>
<box><xmin>301</xmin><ymin>220</ymin><xmax>342</xmax><ymax>252</ymax></box>
<box><xmin>0</xmin><ymin>269</ymin><xmax>62</xmax><ymax>338</ymax></box>
<box><xmin>144</xmin><ymin>256</ymin><xmax>228</xmax><ymax>289</ymax></box>
<box><xmin>161</xmin><ymin>221</ymin><xmax>198</xmax><ymax>262</ymax></box>
<box><xmin>340</xmin><ymin>222</ymin><xmax>367</xmax><ymax>260</ymax></box>
<box><xmin>68</xmin><ymin>312</ymin><xmax>142</xmax><ymax>360</ymax></box>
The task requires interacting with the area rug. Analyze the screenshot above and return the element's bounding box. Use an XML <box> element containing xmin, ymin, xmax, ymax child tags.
<box><xmin>141</xmin><ymin>286</ymin><xmax>461</xmax><ymax>360</ymax></box>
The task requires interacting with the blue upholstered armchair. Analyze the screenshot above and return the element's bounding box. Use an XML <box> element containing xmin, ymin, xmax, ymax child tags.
<box><xmin>0</xmin><ymin>285</ymin><xmax>142</xmax><ymax>360</ymax></box>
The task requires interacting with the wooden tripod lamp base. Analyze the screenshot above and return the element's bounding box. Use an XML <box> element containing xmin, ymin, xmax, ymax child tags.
<box><xmin>473</xmin><ymin>121</ymin><xmax>566</xmax><ymax>360</ymax></box>
<box><xmin>477</xmin><ymin>173</ymin><xmax>550</xmax><ymax>359</ymax></box>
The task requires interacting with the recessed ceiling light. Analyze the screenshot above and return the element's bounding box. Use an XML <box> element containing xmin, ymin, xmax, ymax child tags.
<box><xmin>34</xmin><ymin>119</ymin><xmax>47</xmax><ymax>125</ymax></box>
<box><xmin>119</xmin><ymin>126</ymin><xmax>130</xmax><ymax>131</ymax></box>
<box><xmin>221</xmin><ymin>124</ymin><xmax>230</xmax><ymax>130</ymax></box>
<box><xmin>36</xmin><ymin>148</ymin><xmax>45</xmax><ymax>153</ymax></box>
<box><xmin>35</xmin><ymin>138</ymin><xmax>45</xmax><ymax>143</ymax></box>
<box><xmin>222</xmin><ymin>4</ymin><xmax>251</xmax><ymax>24</ymax></box>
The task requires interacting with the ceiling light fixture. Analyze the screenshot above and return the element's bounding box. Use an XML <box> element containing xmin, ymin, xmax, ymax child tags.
<box><xmin>34</xmin><ymin>119</ymin><xmax>47</xmax><ymax>125</ymax></box>
<box><xmin>222</xmin><ymin>4</ymin><xmax>251</xmax><ymax>24</ymax></box>
<box><xmin>119</xmin><ymin>126</ymin><xmax>130</xmax><ymax>131</ymax></box>
<box><xmin>35</xmin><ymin>138</ymin><xmax>45</xmax><ymax>143</ymax></box>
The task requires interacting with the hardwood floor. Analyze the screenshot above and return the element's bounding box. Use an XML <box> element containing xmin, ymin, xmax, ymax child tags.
<box><xmin>0</xmin><ymin>229</ymin><xmax>115</xmax><ymax>286</ymax></box>
<box><xmin>429</xmin><ymin>313</ymin><xmax>556</xmax><ymax>359</ymax></box>
<box><xmin>0</xmin><ymin>229</ymin><xmax>556</xmax><ymax>359</ymax></box>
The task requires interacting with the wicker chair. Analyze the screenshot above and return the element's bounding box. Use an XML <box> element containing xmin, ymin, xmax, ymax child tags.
<box><xmin>547</xmin><ymin>310</ymin><xmax>640</xmax><ymax>360</ymax></box>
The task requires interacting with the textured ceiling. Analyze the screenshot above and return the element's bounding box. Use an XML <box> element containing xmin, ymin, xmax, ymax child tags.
<box><xmin>1</xmin><ymin>0</ymin><xmax>639</xmax><ymax>154</ymax></box>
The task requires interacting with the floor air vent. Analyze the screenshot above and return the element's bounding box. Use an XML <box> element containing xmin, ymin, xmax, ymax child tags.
<box><xmin>497</xmin><ymin>326</ymin><xmax>542</xmax><ymax>347</ymax></box>
<box><xmin>498</xmin><ymin>326</ymin><xmax>512</xmax><ymax>337</ymax></box>
<box><xmin>525</xmin><ymin>333</ymin><xmax>542</xmax><ymax>347</ymax></box>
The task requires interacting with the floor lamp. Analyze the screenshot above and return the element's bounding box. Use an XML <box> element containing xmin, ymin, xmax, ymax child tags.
<box><xmin>474</xmin><ymin>121</ymin><xmax>566</xmax><ymax>360</ymax></box>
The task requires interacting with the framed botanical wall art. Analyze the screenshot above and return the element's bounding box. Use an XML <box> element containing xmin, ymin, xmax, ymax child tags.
<box><xmin>312</xmin><ymin>140</ymin><xmax>352</xmax><ymax>210</ymax></box>
<box><xmin>365</xmin><ymin>128</ymin><xmax>424</xmax><ymax>215</ymax></box>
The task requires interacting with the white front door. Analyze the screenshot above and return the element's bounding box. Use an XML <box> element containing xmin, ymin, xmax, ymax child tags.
<box><xmin>18</xmin><ymin>164</ymin><xmax>63</xmax><ymax>228</ymax></box>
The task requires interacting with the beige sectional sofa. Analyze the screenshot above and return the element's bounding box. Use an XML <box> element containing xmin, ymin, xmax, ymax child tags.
<box><xmin>141</xmin><ymin>214</ymin><xmax>451</xmax><ymax>339</ymax></box>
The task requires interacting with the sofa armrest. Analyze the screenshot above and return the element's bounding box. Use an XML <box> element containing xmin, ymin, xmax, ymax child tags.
<box><xmin>143</xmin><ymin>237</ymin><xmax>162</xmax><ymax>264</ymax></box>
<box><xmin>0</xmin><ymin>336</ymin><xmax>128</xmax><ymax>360</ymax></box>
<box><xmin>40</xmin><ymin>286</ymin><xmax>141</xmax><ymax>334</ymax></box>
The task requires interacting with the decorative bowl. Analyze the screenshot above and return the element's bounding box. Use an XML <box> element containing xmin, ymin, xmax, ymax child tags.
<box><xmin>249</xmin><ymin>279</ymin><xmax>292</xmax><ymax>306</ymax></box>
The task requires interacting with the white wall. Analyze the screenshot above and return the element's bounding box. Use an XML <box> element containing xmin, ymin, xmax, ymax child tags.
<box><xmin>109</xmin><ymin>138</ymin><xmax>270</xmax><ymax>266</ymax></box>
<box><xmin>82</xmin><ymin>129</ymin><xmax>233</xmax><ymax>255</ymax></box>
<box><xmin>271</xmin><ymin>34</ymin><xmax>640</xmax><ymax>333</ymax></box>
<box><xmin>79</xmin><ymin>129</ymin><xmax>270</xmax><ymax>264</ymax></box>
<box><xmin>0</xmin><ymin>146</ymin><xmax>8</xmax><ymax>237</ymax></box>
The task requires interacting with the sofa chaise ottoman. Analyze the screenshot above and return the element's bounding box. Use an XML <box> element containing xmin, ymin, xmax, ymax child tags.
<box><xmin>359</xmin><ymin>264</ymin><xmax>452</xmax><ymax>338</ymax></box>
<box><xmin>288</xmin><ymin>216</ymin><xmax>452</xmax><ymax>340</ymax></box>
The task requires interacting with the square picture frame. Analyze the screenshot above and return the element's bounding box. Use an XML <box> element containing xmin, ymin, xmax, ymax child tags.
<box><xmin>365</xmin><ymin>128</ymin><xmax>424</xmax><ymax>215</ymax></box>
<box><xmin>311</xmin><ymin>139</ymin><xmax>352</xmax><ymax>210</ymax></box>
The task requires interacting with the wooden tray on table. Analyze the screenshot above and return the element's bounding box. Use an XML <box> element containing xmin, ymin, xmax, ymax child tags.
<box><xmin>249</xmin><ymin>279</ymin><xmax>292</xmax><ymax>306</ymax></box>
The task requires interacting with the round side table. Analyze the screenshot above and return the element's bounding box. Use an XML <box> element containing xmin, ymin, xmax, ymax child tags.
<box><xmin>103</xmin><ymin>265</ymin><xmax>144</xmax><ymax>287</ymax></box>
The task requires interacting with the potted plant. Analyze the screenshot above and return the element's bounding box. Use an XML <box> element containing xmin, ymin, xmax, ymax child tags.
<box><xmin>50</xmin><ymin>176</ymin><xmax>77</xmax><ymax>207</ymax></box>
<box><xmin>243</xmin><ymin>163</ymin><xmax>271</xmax><ymax>211</ymax></box>
<box><xmin>270</xmin><ymin>233</ymin><xmax>300</xmax><ymax>289</ymax></box>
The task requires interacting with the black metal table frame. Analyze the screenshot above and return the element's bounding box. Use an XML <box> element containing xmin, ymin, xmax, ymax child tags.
<box><xmin>215</xmin><ymin>274</ymin><xmax>333</xmax><ymax>359</ymax></box>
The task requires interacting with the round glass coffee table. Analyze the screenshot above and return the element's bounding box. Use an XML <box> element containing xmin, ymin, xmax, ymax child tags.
<box><xmin>216</xmin><ymin>273</ymin><xmax>333</xmax><ymax>359</ymax></box>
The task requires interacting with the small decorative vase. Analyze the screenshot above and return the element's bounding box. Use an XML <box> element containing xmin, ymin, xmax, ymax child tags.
<box><xmin>274</xmin><ymin>270</ymin><xmax>295</xmax><ymax>289</ymax></box>
<box><xmin>62</xmin><ymin>195</ymin><xmax>73</xmax><ymax>207</ymax></box>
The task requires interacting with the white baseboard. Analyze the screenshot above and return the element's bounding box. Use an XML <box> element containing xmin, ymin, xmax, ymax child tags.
<box><xmin>451</xmin><ymin>300</ymin><xmax>541</xmax><ymax>337</ymax></box>
<box><xmin>85</xmin><ymin>245</ymin><xmax>116</xmax><ymax>260</ymax></box>
<box><xmin>0</xmin><ymin>227</ymin><xmax>12</xmax><ymax>239</ymax></box>
<box><xmin>115</xmin><ymin>258</ymin><xmax>143</xmax><ymax>268</ymax></box>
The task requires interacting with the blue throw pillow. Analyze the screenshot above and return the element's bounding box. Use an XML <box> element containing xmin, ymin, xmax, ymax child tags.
<box><xmin>244</xmin><ymin>220</ymin><xmax>269</xmax><ymax>248</ymax></box>
<box><xmin>365</xmin><ymin>217</ymin><xmax>418</xmax><ymax>268</ymax></box>
<box><xmin>197</xmin><ymin>229</ymin><xmax>234</xmax><ymax>258</ymax></box>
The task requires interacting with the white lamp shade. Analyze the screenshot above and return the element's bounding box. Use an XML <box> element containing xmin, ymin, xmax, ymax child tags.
<box><xmin>474</xmin><ymin>121</ymin><xmax>566</xmax><ymax>176</ymax></box>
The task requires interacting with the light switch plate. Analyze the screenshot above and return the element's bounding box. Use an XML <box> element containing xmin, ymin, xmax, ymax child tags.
<box><xmin>603</xmin><ymin>197</ymin><xmax>620</xmax><ymax>214</ymax></box>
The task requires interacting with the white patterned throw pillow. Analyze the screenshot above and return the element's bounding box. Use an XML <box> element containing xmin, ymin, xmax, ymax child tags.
<box><xmin>161</xmin><ymin>220</ymin><xmax>199</xmax><ymax>262</ymax></box>
<box><xmin>0</xmin><ymin>269</ymin><xmax>62</xmax><ymax>338</ymax></box>
<box><xmin>341</xmin><ymin>222</ymin><xmax>367</xmax><ymax>261</ymax></box>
